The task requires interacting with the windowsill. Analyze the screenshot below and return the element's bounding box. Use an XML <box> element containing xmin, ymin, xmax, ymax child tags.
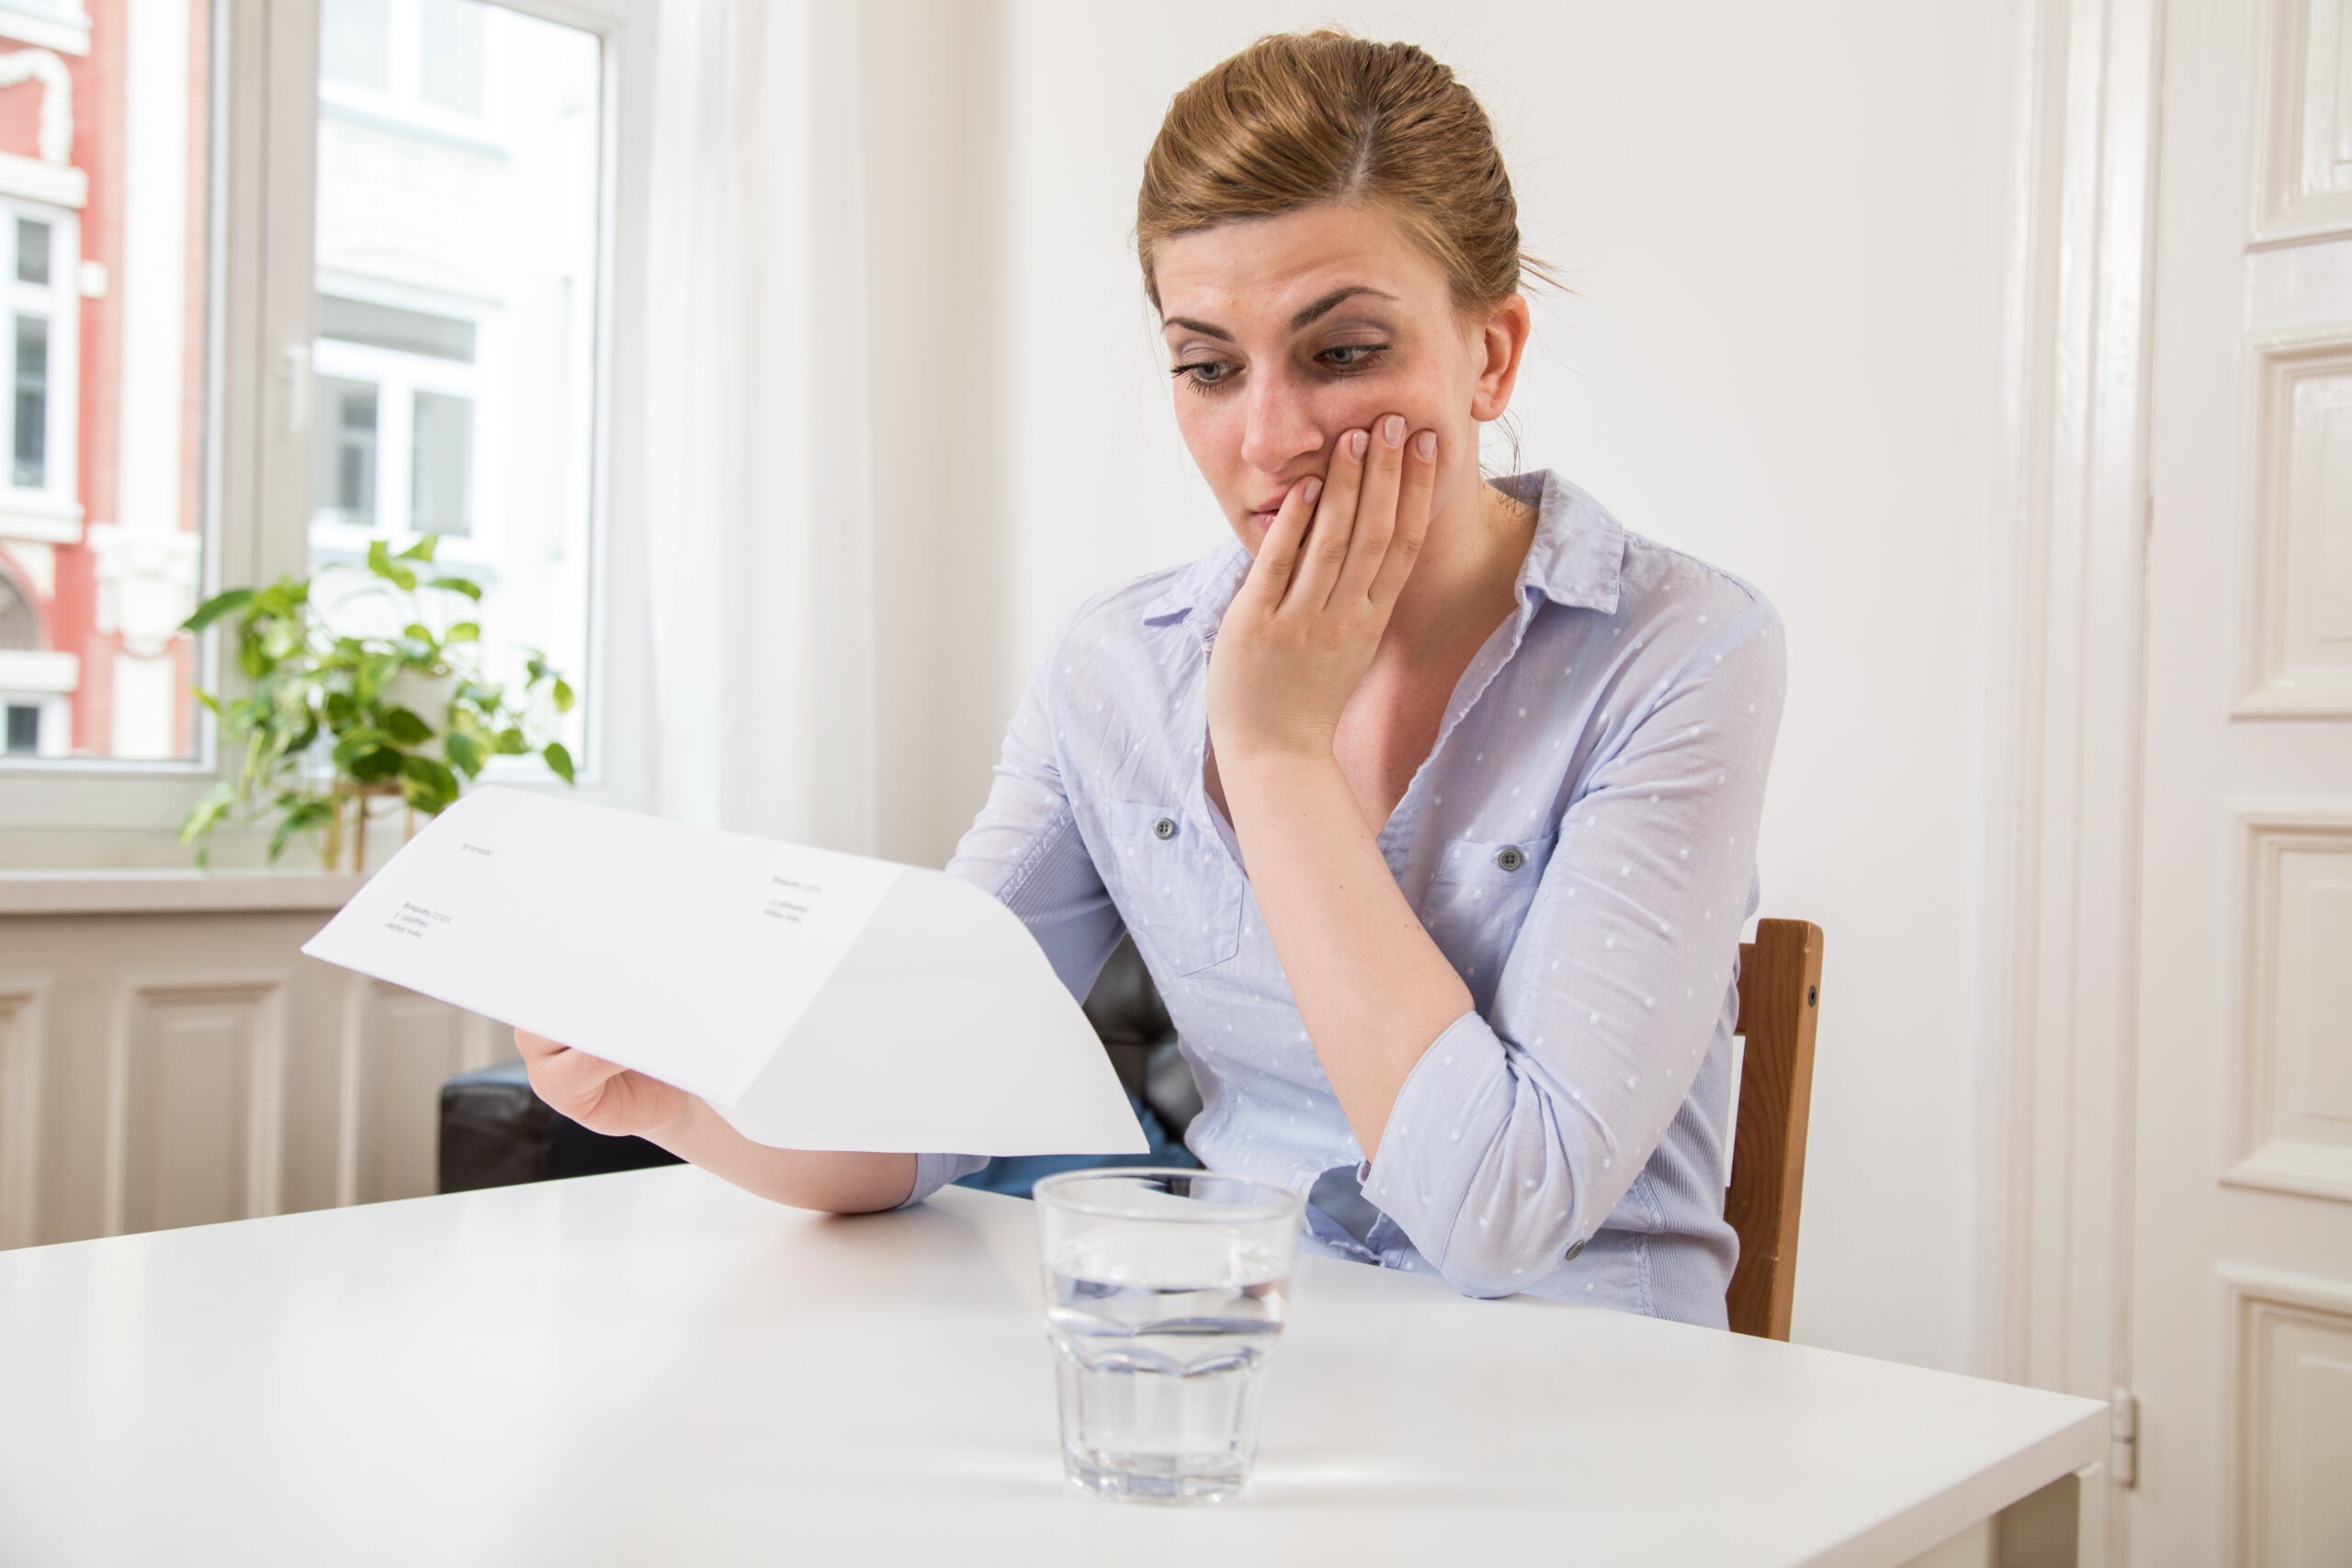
<box><xmin>0</xmin><ymin>868</ymin><xmax>362</xmax><ymax>915</ymax></box>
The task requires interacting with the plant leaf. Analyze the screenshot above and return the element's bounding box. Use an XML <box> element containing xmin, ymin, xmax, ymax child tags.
<box><xmin>177</xmin><ymin>781</ymin><xmax>240</xmax><ymax>855</ymax></box>
<box><xmin>541</xmin><ymin>740</ymin><xmax>575</xmax><ymax>784</ymax></box>
<box><xmin>551</xmin><ymin>678</ymin><xmax>575</xmax><ymax>713</ymax></box>
<box><xmin>427</xmin><ymin>575</ymin><xmax>482</xmax><ymax>602</ymax></box>
<box><xmin>182</xmin><ymin>587</ymin><xmax>253</xmax><ymax>634</ymax></box>
<box><xmin>444</xmin><ymin>729</ymin><xmax>485</xmax><ymax>777</ymax></box>
<box><xmin>446</xmin><ymin>620</ymin><xmax>480</xmax><ymax>643</ymax></box>
<box><xmin>379</xmin><ymin>705</ymin><xmax>434</xmax><ymax>746</ymax></box>
<box><xmin>398</xmin><ymin>753</ymin><xmax>460</xmax><ymax>814</ymax></box>
<box><xmin>396</xmin><ymin>536</ymin><xmax>438</xmax><ymax>562</ymax></box>
<box><xmin>494</xmin><ymin>726</ymin><xmax>526</xmax><ymax>755</ymax></box>
<box><xmin>367</xmin><ymin>538</ymin><xmax>418</xmax><ymax>591</ymax></box>
<box><xmin>266</xmin><ymin>797</ymin><xmax>336</xmax><ymax>864</ymax></box>
<box><xmin>332</xmin><ymin>726</ymin><xmax>388</xmax><ymax>765</ymax></box>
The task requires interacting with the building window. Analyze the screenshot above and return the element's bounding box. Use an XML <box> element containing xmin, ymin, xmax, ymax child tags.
<box><xmin>14</xmin><ymin>311</ymin><xmax>45</xmax><ymax>488</ymax></box>
<box><xmin>0</xmin><ymin>200</ymin><xmax>72</xmax><ymax>508</ymax></box>
<box><xmin>0</xmin><ymin>559</ymin><xmax>62</xmax><ymax>758</ymax></box>
<box><xmin>0</xmin><ymin>558</ymin><xmax>32</xmax><ymax>649</ymax></box>
<box><xmin>320</xmin><ymin>0</ymin><xmax>491</xmax><ymax>130</ymax></box>
<box><xmin>310</xmin><ymin>295</ymin><xmax>479</xmax><ymax>540</ymax></box>
<box><xmin>410</xmin><ymin>388</ymin><xmax>473</xmax><ymax>536</ymax></box>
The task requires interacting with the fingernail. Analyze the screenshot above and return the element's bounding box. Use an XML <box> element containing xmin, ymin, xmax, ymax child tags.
<box><xmin>1381</xmin><ymin>415</ymin><xmax>1404</xmax><ymax>447</ymax></box>
<box><xmin>1414</xmin><ymin>430</ymin><xmax>1436</xmax><ymax>460</ymax></box>
<box><xmin>1303</xmin><ymin>477</ymin><xmax>1323</xmax><ymax>505</ymax></box>
<box><xmin>1349</xmin><ymin>429</ymin><xmax>1368</xmax><ymax>459</ymax></box>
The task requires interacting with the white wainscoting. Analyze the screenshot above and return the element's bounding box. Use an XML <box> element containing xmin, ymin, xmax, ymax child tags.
<box><xmin>0</xmin><ymin>874</ymin><xmax>500</xmax><ymax>1249</ymax></box>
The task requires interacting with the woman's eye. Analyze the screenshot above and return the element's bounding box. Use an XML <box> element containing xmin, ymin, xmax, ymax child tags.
<box><xmin>1318</xmin><ymin>343</ymin><xmax>1388</xmax><ymax>372</ymax></box>
<box><xmin>1174</xmin><ymin>360</ymin><xmax>1236</xmax><ymax>389</ymax></box>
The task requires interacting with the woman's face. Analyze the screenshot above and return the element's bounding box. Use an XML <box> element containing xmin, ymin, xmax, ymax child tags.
<box><xmin>1153</xmin><ymin>202</ymin><xmax>1526</xmax><ymax>554</ymax></box>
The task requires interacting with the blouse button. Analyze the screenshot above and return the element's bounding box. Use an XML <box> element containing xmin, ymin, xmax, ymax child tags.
<box><xmin>1495</xmin><ymin>846</ymin><xmax>1526</xmax><ymax>872</ymax></box>
<box><xmin>1153</xmin><ymin>817</ymin><xmax>1177</xmax><ymax>840</ymax></box>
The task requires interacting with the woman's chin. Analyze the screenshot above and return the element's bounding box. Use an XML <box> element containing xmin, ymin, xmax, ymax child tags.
<box><xmin>1228</xmin><ymin>510</ymin><xmax>1277</xmax><ymax>554</ymax></box>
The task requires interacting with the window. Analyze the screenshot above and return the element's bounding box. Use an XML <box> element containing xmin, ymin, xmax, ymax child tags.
<box><xmin>0</xmin><ymin>558</ymin><xmax>60</xmax><ymax>756</ymax></box>
<box><xmin>319</xmin><ymin>0</ymin><xmax>492</xmax><ymax>138</ymax></box>
<box><xmin>4</xmin><ymin>198</ymin><xmax>72</xmax><ymax>502</ymax></box>
<box><xmin>312</xmin><ymin>0</ymin><xmax>603</xmax><ymax>767</ymax></box>
<box><xmin>309</xmin><ymin>295</ymin><xmax>480</xmax><ymax>540</ymax></box>
<box><xmin>0</xmin><ymin>0</ymin><xmax>653</xmax><ymax>852</ymax></box>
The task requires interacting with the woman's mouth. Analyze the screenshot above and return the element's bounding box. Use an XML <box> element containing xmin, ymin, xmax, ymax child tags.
<box><xmin>1245</xmin><ymin>493</ymin><xmax>1293</xmax><ymax>530</ymax></box>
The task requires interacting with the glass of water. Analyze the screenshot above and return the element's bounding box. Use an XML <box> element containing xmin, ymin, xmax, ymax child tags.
<box><xmin>1034</xmin><ymin>1168</ymin><xmax>1305</xmax><ymax>1504</ymax></box>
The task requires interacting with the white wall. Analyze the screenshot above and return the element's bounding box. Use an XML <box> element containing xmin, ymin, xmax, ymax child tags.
<box><xmin>859</xmin><ymin>0</ymin><xmax>2022</xmax><ymax>1374</ymax></box>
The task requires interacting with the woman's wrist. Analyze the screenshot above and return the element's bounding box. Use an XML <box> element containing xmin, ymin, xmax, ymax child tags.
<box><xmin>1218</xmin><ymin>747</ymin><xmax>1351</xmax><ymax>835</ymax></box>
<box><xmin>647</xmin><ymin>1095</ymin><xmax>918</xmax><ymax>1213</ymax></box>
<box><xmin>643</xmin><ymin>1092</ymin><xmax>718</xmax><ymax>1162</ymax></box>
<box><xmin>1217</xmin><ymin>740</ymin><xmax>1341</xmax><ymax>792</ymax></box>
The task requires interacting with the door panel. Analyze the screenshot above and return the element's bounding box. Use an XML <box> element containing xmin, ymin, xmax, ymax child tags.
<box><xmin>2138</xmin><ymin>0</ymin><xmax>2352</xmax><ymax>1562</ymax></box>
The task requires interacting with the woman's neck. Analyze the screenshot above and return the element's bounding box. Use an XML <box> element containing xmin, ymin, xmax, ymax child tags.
<box><xmin>1379</xmin><ymin>475</ymin><xmax>1538</xmax><ymax>660</ymax></box>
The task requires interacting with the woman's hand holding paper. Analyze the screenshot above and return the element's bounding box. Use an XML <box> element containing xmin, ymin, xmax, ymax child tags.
<box><xmin>514</xmin><ymin>1027</ymin><xmax>689</xmax><ymax>1139</ymax></box>
<box><xmin>512</xmin><ymin>1025</ymin><xmax>919</xmax><ymax>1213</ymax></box>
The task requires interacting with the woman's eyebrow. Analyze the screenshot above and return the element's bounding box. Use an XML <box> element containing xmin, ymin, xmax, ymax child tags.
<box><xmin>1286</xmin><ymin>285</ymin><xmax>1396</xmax><ymax>331</ymax></box>
<box><xmin>1161</xmin><ymin>316</ymin><xmax>1234</xmax><ymax>343</ymax></box>
<box><xmin>1159</xmin><ymin>286</ymin><xmax>1400</xmax><ymax>344</ymax></box>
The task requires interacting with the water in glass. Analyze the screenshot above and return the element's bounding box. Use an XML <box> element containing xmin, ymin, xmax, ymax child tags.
<box><xmin>1035</xmin><ymin>1170</ymin><xmax>1303</xmax><ymax>1504</ymax></box>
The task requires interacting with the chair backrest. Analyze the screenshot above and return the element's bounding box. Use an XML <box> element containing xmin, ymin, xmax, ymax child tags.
<box><xmin>1724</xmin><ymin>918</ymin><xmax>1825</xmax><ymax>1340</ymax></box>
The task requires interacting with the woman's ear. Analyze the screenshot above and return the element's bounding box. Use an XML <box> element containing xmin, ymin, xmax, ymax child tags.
<box><xmin>1468</xmin><ymin>293</ymin><xmax>1532</xmax><ymax>423</ymax></box>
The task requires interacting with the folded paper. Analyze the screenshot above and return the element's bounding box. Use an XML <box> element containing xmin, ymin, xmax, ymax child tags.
<box><xmin>302</xmin><ymin>787</ymin><xmax>1147</xmax><ymax>1156</ymax></box>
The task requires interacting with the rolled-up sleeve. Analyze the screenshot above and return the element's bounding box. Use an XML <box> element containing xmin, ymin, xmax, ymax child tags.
<box><xmin>900</xmin><ymin>637</ymin><xmax>1128</xmax><ymax>1208</ymax></box>
<box><xmin>1362</xmin><ymin>588</ymin><xmax>1786</xmax><ymax>1296</ymax></box>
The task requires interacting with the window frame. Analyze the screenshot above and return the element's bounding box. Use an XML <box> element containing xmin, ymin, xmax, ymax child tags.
<box><xmin>0</xmin><ymin>199</ymin><xmax>79</xmax><ymax>515</ymax></box>
<box><xmin>307</xmin><ymin>284</ymin><xmax>493</xmax><ymax>547</ymax></box>
<box><xmin>0</xmin><ymin>0</ymin><xmax>657</xmax><ymax>863</ymax></box>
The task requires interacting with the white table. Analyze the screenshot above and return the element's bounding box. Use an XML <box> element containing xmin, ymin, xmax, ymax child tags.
<box><xmin>0</xmin><ymin>1168</ymin><xmax>2104</xmax><ymax>1567</ymax></box>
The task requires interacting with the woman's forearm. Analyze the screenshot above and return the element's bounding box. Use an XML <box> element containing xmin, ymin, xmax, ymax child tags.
<box><xmin>1223</xmin><ymin>750</ymin><xmax>1472</xmax><ymax>1158</ymax></box>
<box><xmin>647</xmin><ymin>1097</ymin><xmax>918</xmax><ymax>1213</ymax></box>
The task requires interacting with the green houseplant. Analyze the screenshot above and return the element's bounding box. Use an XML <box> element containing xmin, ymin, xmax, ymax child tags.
<box><xmin>177</xmin><ymin>536</ymin><xmax>576</xmax><ymax>870</ymax></box>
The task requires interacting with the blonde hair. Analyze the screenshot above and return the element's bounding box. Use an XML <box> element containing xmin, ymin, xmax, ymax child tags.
<box><xmin>1136</xmin><ymin>31</ymin><xmax>1548</xmax><ymax>314</ymax></box>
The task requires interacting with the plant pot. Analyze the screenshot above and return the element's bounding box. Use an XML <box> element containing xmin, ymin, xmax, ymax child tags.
<box><xmin>381</xmin><ymin>669</ymin><xmax>459</xmax><ymax>758</ymax></box>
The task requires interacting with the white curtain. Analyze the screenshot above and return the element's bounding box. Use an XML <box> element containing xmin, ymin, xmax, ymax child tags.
<box><xmin>641</xmin><ymin>0</ymin><xmax>879</xmax><ymax>851</ymax></box>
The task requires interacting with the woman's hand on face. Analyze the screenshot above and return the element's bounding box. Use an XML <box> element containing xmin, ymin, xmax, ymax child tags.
<box><xmin>1207</xmin><ymin>413</ymin><xmax>1437</xmax><ymax>768</ymax></box>
<box><xmin>513</xmin><ymin>1027</ymin><xmax>690</xmax><ymax>1141</ymax></box>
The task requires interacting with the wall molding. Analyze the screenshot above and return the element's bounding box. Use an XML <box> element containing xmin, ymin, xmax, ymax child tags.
<box><xmin>2219</xmin><ymin>1264</ymin><xmax>2352</xmax><ymax>1565</ymax></box>
<box><xmin>2237</xmin><ymin>330</ymin><xmax>2352</xmax><ymax>717</ymax></box>
<box><xmin>2224</xmin><ymin>803</ymin><xmax>2352</xmax><ymax>1201</ymax></box>
<box><xmin>0</xmin><ymin>7</ymin><xmax>88</xmax><ymax>59</ymax></box>
<box><xmin>103</xmin><ymin>974</ymin><xmax>288</xmax><ymax>1235</ymax></box>
<box><xmin>2252</xmin><ymin>0</ymin><xmax>2352</xmax><ymax>245</ymax></box>
<box><xmin>0</xmin><ymin>984</ymin><xmax>42</xmax><ymax>1249</ymax></box>
<box><xmin>1976</xmin><ymin>0</ymin><xmax>2163</xmax><ymax>1552</ymax></box>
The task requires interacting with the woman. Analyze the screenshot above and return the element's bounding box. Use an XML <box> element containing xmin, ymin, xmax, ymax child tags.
<box><xmin>518</xmin><ymin>31</ymin><xmax>1783</xmax><ymax>1329</ymax></box>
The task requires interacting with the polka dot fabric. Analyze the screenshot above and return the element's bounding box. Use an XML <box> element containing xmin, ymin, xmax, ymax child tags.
<box><xmin>919</xmin><ymin>473</ymin><xmax>1785</xmax><ymax>1330</ymax></box>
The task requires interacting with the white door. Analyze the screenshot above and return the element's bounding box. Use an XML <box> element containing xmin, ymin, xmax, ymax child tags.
<box><xmin>2133</xmin><ymin>0</ymin><xmax>2352</xmax><ymax>1562</ymax></box>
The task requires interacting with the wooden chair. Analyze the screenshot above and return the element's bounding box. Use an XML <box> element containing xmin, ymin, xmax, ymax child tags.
<box><xmin>1724</xmin><ymin>919</ymin><xmax>1826</xmax><ymax>1340</ymax></box>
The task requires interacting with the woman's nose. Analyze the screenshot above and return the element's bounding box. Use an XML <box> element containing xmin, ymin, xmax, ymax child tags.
<box><xmin>1238</xmin><ymin>370</ymin><xmax>1327</xmax><ymax>476</ymax></box>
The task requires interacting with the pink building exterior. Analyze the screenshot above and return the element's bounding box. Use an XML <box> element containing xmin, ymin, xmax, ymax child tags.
<box><xmin>0</xmin><ymin>0</ymin><xmax>208</xmax><ymax>761</ymax></box>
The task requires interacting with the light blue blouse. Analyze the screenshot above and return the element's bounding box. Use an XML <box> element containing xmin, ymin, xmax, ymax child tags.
<box><xmin>916</xmin><ymin>471</ymin><xmax>1786</xmax><ymax>1328</ymax></box>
